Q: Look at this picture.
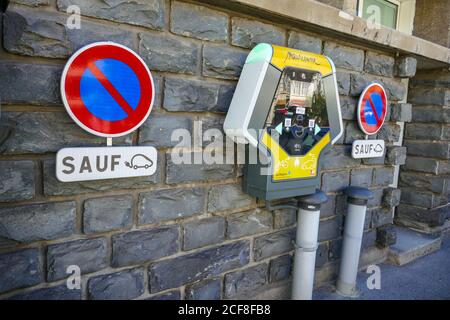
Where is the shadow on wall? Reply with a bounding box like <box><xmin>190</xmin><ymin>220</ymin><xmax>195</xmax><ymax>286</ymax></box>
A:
<box><xmin>1</xmin><ymin>0</ymin><xmax>9</xmax><ymax>13</ymax></box>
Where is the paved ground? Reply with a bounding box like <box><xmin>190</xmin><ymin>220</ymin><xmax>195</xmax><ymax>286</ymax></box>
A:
<box><xmin>314</xmin><ymin>237</ymin><xmax>450</xmax><ymax>300</ymax></box>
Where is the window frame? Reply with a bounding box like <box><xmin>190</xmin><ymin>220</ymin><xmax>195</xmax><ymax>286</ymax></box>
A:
<box><xmin>357</xmin><ymin>0</ymin><xmax>401</xmax><ymax>30</ymax></box>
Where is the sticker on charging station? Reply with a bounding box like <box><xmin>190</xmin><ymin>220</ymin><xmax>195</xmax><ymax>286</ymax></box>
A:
<box><xmin>61</xmin><ymin>42</ymin><xmax>154</xmax><ymax>137</ymax></box>
<box><xmin>357</xmin><ymin>83</ymin><xmax>387</xmax><ymax>135</ymax></box>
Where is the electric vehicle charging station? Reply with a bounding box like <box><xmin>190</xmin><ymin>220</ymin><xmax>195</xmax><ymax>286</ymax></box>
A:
<box><xmin>224</xmin><ymin>43</ymin><xmax>343</xmax><ymax>200</ymax></box>
<box><xmin>224</xmin><ymin>43</ymin><xmax>343</xmax><ymax>300</ymax></box>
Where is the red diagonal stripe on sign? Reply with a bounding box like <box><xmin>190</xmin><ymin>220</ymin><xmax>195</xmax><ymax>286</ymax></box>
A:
<box><xmin>87</xmin><ymin>62</ymin><xmax>134</xmax><ymax>115</ymax></box>
<box><xmin>367</xmin><ymin>96</ymin><xmax>381</xmax><ymax>123</ymax></box>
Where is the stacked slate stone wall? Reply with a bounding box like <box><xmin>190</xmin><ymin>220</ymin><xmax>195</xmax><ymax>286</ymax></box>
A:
<box><xmin>0</xmin><ymin>0</ymin><xmax>412</xmax><ymax>299</ymax></box>
<box><xmin>397</xmin><ymin>69</ymin><xmax>450</xmax><ymax>233</ymax></box>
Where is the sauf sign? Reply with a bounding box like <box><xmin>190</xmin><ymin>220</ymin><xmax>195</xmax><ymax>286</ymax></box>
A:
<box><xmin>352</xmin><ymin>83</ymin><xmax>387</xmax><ymax>159</ymax></box>
<box><xmin>56</xmin><ymin>42</ymin><xmax>157</xmax><ymax>182</ymax></box>
<box><xmin>57</xmin><ymin>147</ymin><xmax>157</xmax><ymax>182</ymax></box>
<box><xmin>352</xmin><ymin>139</ymin><xmax>385</xmax><ymax>159</ymax></box>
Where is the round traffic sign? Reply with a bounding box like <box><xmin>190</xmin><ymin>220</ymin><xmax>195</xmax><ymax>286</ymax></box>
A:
<box><xmin>357</xmin><ymin>83</ymin><xmax>387</xmax><ymax>135</ymax></box>
<box><xmin>61</xmin><ymin>42</ymin><xmax>154</xmax><ymax>137</ymax></box>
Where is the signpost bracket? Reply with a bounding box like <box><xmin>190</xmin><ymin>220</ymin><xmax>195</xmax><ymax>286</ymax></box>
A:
<box><xmin>107</xmin><ymin>138</ymin><xmax>112</xmax><ymax>147</ymax></box>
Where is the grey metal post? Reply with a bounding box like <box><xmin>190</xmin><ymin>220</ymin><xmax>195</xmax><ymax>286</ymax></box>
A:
<box><xmin>336</xmin><ymin>187</ymin><xmax>374</xmax><ymax>297</ymax></box>
<box><xmin>292</xmin><ymin>190</ymin><xmax>328</xmax><ymax>300</ymax></box>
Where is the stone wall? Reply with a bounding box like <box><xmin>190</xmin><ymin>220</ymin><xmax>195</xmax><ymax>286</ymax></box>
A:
<box><xmin>413</xmin><ymin>0</ymin><xmax>450</xmax><ymax>48</ymax></box>
<box><xmin>0</xmin><ymin>0</ymin><xmax>412</xmax><ymax>300</ymax></box>
<box><xmin>397</xmin><ymin>69</ymin><xmax>450</xmax><ymax>233</ymax></box>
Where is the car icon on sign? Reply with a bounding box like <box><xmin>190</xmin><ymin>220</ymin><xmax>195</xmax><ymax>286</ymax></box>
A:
<box><xmin>125</xmin><ymin>154</ymin><xmax>154</xmax><ymax>170</ymax></box>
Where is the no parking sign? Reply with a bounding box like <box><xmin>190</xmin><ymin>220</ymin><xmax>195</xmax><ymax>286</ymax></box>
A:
<box><xmin>61</xmin><ymin>42</ymin><xmax>154</xmax><ymax>137</ymax></box>
<box><xmin>57</xmin><ymin>42</ymin><xmax>157</xmax><ymax>182</ymax></box>
<box><xmin>357</xmin><ymin>83</ymin><xmax>387</xmax><ymax>135</ymax></box>
<box><xmin>352</xmin><ymin>83</ymin><xmax>388</xmax><ymax>159</ymax></box>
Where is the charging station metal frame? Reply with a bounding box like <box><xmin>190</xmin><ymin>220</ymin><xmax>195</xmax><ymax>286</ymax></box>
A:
<box><xmin>224</xmin><ymin>43</ymin><xmax>343</xmax><ymax>200</ymax></box>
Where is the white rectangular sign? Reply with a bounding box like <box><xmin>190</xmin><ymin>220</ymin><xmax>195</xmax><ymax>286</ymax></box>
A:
<box><xmin>56</xmin><ymin>146</ymin><xmax>157</xmax><ymax>182</ymax></box>
<box><xmin>352</xmin><ymin>140</ymin><xmax>385</xmax><ymax>159</ymax></box>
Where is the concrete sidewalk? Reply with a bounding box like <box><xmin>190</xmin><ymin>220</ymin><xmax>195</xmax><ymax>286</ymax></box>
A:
<box><xmin>314</xmin><ymin>237</ymin><xmax>450</xmax><ymax>300</ymax></box>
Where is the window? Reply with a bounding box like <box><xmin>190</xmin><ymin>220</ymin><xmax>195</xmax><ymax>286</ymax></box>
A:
<box><xmin>357</xmin><ymin>0</ymin><xmax>416</xmax><ymax>34</ymax></box>
<box><xmin>358</xmin><ymin>0</ymin><xmax>400</xmax><ymax>29</ymax></box>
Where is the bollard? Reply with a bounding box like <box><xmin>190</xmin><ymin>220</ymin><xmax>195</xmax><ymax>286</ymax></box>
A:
<box><xmin>292</xmin><ymin>190</ymin><xmax>328</xmax><ymax>300</ymax></box>
<box><xmin>336</xmin><ymin>186</ymin><xmax>374</xmax><ymax>297</ymax></box>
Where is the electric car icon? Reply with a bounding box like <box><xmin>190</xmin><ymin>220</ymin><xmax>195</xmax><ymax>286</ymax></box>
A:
<box><xmin>374</xmin><ymin>144</ymin><xmax>383</xmax><ymax>153</ymax></box>
<box><xmin>125</xmin><ymin>154</ymin><xmax>154</xmax><ymax>170</ymax></box>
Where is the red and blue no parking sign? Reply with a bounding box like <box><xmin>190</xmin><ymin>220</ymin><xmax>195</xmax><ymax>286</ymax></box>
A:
<box><xmin>61</xmin><ymin>42</ymin><xmax>154</xmax><ymax>137</ymax></box>
<box><xmin>357</xmin><ymin>83</ymin><xmax>388</xmax><ymax>135</ymax></box>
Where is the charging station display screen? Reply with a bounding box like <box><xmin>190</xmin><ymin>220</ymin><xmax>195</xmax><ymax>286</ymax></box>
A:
<box><xmin>265</xmin><ymin>67</ymin><xmax>330</xmax><ymax>156</ymax></box>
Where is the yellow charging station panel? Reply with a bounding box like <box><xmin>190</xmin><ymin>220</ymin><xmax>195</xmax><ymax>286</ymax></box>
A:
<box><xmin>224</xmin><ymin>44</ymin><xmax>343</xmax><ymax>200</ymax></box>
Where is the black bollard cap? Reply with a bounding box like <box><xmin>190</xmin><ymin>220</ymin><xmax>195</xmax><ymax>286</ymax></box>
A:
<box><xmin>297</xmin><ymin>189</ymin><xmax>328</xmax><ymax>211</ymax></box>
<box><xmin>345</xmin><ymin>187</ymin><xmax>373</xmax><ymax>205</ymax></box>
